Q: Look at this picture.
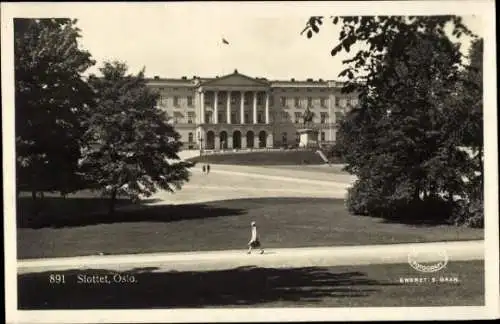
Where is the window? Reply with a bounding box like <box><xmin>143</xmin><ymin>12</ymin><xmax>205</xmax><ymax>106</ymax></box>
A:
<box><xmin>294</xmin><ymin>97</ymin><xmax>300</xmax><ymax>107</ymax></box>
<box><xmin>282</xmin><ymin>132</ymin><xmax>287</xmax><ymax>145</ymax></box>
<box><xmin>307</xmin><ymin>97</ymin><xmax>312</xmax><ymax>107</ymax></box>
<box><xmin>321</xmin><ymin>131</ymin><xmax>325</xmax><ymax>141</ymax></box>
<box><xmin>158</xmin><ymin>95</ymin><xmax>167</xmax><ymax>107</ymax></box>
<box><xmin>320</xmin><ymin>98</ymin><xmax>327</xmax><ymax>107</ymax></box>
<box><xmin>320</xmin><ymin>112</ymin><xmax>327</xmax><ymax>124</ymax></box>
<box><xmin>187</xmin><ymin>112</ymin><xmax>195</xmax><ymax>124</ymax></box>
<box><xmin>257</xmin><ymin>93</ymin><xmax>263</xmax><ymax>105</ymax></box>
<box><xmin>218</xmin><ymin>113</ymin><xmax>223</xmax><ymax>123</ymax></box>
<box><xmin>231</xmin><ymin>95</ymin><xmax>237</xmax><ymax>104</ymax></box>
<box><xmin>244</xmin><ymin>94</ymin><xmax>250</xmax><ymax>105</ymax></box>
<box><xmin>269</xmin><ymin>96</ymin><xmax>274</xmax><ymax>106</ymax></box>
<box><xmin>205</xmin><ymin>112</ymin><xmax>211</xmax><ymax>124</ymax></box>
<box><xmin>281</xmin><ymin>111</ymin><xmax>289</xmax><ymax>121</ymax></box>
<box><xmin>188</xmin><ymin>132</ymin><xmax>194</xmax><ymax>143</ymax></box>
<box><xmin>244</xmin><ymin>113</ymin><xmax>249</xmax><ymax>123</ymax></box>
<box><xmin>231</xmin><ymin>113</ymin><xmax>236</xmax><ymax>124</ymax></box>
<box><xmin>173</xmin><ymin>96</ymin><xmax>179</xmax><ymax>106</ymax></box>
<box><xmin>335</xmin><ymin>97</ymin><xmax>341</xmax><ymax>107</ymax></box>
<box><xmin>280</xmin><ymin>96</ymin><xmax>286</xmax><ymax>106</ymax></box>
<box><xmin>187</xmin><ymin>96</ymin><xmax>193</xmax><ymax>106</ymax></box>
<box><xmin>258</xmin><ymin>112</ymin><xmax>263</xmax><ymax>123</ymax></box>
<box><xmin>294</xmin><ymin>112</ymin><xmax>301</xmax><ymax>123</ymax></box>
<box><xmin>173</xmin><ymin>111</ymin><xmax>182</xmax><ymax>124</ymax></box>
<box><xmin>335</xmin><ymin>111</ymin><xmax>344</xmax><ymax>121</ymax></box>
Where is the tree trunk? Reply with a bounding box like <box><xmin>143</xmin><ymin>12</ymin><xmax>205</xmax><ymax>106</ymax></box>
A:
<box><xmin>108</xmin><ymin>188</ymin><xmax>117</xmax><ymax>215</ymax></box>
<box><xmin>413</xmin><ymin>184</ymin><xmax>420</xmax><ymax>202</ymax></box>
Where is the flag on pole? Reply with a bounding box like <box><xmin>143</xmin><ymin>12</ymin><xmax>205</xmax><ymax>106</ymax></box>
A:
<box><xmin>222</xmin><ymin>38</ymin><xmax>229</xmax><ymax>45</ymax></box>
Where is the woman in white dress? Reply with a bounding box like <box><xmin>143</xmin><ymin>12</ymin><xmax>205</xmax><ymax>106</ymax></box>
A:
<box><xmin>247</xmin><ymin>221</ymin><xmax>264</xmax><ymax>254</ymax></box>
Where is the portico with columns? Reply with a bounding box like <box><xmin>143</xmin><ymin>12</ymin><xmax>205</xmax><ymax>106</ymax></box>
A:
<box><xmin>196</xmin><ymin>70</ymin><xmax>273</xmax><ymax>150</ymax></box>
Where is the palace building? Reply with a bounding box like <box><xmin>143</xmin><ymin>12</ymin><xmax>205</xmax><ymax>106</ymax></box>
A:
<box><xmin>146</xmin><ymin>69</ymin><xmax>358</xmax><ymax>150</ymax></box>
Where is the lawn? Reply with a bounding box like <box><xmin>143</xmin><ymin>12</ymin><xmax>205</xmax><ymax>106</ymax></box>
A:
<box><xmin>17</xmin><ymin>197</ymin><xmax>484</xmax><ymax>259</ymax></box>
<box><xmin>18</xmin><ymin>260</ymin><xmax>484</xmax><ymax>308</ymax></box>
<box><xmin>189</xmin><ymin>150</ymin><xmax>333</xmax><ymax>165</ymax></box>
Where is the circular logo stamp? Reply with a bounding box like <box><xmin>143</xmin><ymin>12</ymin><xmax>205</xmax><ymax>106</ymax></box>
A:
<box><xmin>407</xmin><ymin>247</ymin><xmax>448</xmax><ymax>273</ymax></box>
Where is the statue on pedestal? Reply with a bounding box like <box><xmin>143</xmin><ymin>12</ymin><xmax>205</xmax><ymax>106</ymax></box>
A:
<box><xmin>298</xmin><ymin>106</ymin><xmax>318</xmax><ymax>148</ymax></box>
<box><xmin>302</xmin><ymin>106</ymin><xmax>315</xmax><ymax>128</ymax></box>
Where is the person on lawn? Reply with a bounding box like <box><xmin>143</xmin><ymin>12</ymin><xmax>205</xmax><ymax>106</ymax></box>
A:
<box><xmin>247</xmin><ymin>221</ymin><xmax>264</xmax><ymax>254</ymax></box>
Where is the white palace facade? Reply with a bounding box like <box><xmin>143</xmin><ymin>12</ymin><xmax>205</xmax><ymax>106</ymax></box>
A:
<box><xmin>146</xmin><ymin>70</ymin><xmax>358</xmax><ymax>150</ymax></box>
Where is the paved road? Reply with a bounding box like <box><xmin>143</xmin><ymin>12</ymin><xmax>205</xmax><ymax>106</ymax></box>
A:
<box><xmin>18</xmin><ymin>240</ymin><xmax>483</xmax><ymax>274</ymax></box>
<box><xmin>147</xmin><ymin>164</ymin><xmax>353</xmax><ymax>205</ymax></box>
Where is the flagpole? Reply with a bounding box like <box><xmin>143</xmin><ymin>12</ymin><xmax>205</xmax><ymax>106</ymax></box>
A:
<box><xmin>221</xmin><ymin>37</ymin><xmax>230</xmax><ymax>76</ymax></box>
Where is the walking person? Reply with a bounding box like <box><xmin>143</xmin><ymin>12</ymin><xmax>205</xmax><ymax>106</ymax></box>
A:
<box><xmin>202</xmin><ymin>164</ymin><xmax>206</xmax><ymax>174</ymax></box>
<box><xmin>206</xmin><ymin>164</ymin><xmax>211</xmax><ymax>174</ymax></box>
<box><xmin>247</xmin><ymin>221</ymin><xmax>264</xmax><ymax>254</ymax></box>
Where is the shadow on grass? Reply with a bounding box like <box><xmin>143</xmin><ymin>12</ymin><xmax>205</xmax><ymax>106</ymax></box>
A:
<box><xmin>18</xmin><ymin>266</ymin><xmax>400</xmax><ymax>309</ymax></box>
<box><xmin>18</xmin><ymin>196</ymin><xmax>348</xmax><ymax>229</ymax></box>
<box><xmin>18</xmin><ymin>198</ymin><xmax>246</xmax><ymax>229</ymax></box>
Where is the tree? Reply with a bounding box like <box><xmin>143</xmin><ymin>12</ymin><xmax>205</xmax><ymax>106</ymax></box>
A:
<box><xmin>15</xmin><ymin>18</ymin><xmax>95</xmax><ymax>208</ymax></box>
<box><xmin>445</xmin><ymin>38</ymin><xmax>484</xmax><ymax>227</ymax></box>
<box><xmin>303</xmin><ymin>16</ymin><xmax>483</xmax><ymax>226</ymax></box>
<box><xmin>81</xmin><ymin>61</ymin><xmax>193</xmax><ymax>214</ymax></box>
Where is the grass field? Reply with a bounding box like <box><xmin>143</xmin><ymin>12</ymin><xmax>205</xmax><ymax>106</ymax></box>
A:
<box><xmin>189</xmin><ymin>150</ymin><xmax>335</xmax><ymax>165</ymax></box>
<box><xmin>18</xmin><ymin>260</ymin><xmax>484</xmax><ymax>308</ymax></box>
<box><xmin>17</xmin><ymin>197</ymin><xmax>484</xmax><ymax>259</ymax></box>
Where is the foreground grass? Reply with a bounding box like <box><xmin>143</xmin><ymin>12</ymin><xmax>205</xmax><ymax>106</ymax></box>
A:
<box><xmin>18</xmin><ymin>260</ymin><xmax>484</xmax><ymax>308</ymax></box>
<box><xmin>17</xmin><ymin>197</ymin><xmax>484</xmax><ymax>259</ymax></box>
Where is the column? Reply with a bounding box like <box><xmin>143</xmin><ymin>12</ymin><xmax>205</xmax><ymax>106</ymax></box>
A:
<box><xmin>253</xmin><ymin>91</ymin><xmax>257</xmax><ymax>124</ymax></box>
<box><xmin>240</xmin><ymin>91</ymin><xmax>245</xmax><ymax>124</ymax></box>
<box><xmin>265</xmin><ymin>92</ymin><xmax>270</xmax><ymax>124</ymax></box>
<box><xmin>215</xmin><ymin>135</ymin><xmax>220</xmax><ymax>151</ymax></box>
<box><xmin>329</xmin><ymin>94</ymin><xmax>334</xmax><ymax>141</ymax></box>
<box><xmin>227</xmin><ymin>91</ymin><xmax>232</xmax><ymax>124</ymax></box>
<box><xmin>200</xmin><ymin>91</ymin><xmax>205</xmax><ymax>124</ymax></box>
<box><xmin>241</xmin><ymin>135</ymin><xmax>247</xmax><ymax>149</ymax></box>
<box><xmin>214</xmin><ymin>91</ymin><xmax>219</xmax><ymax>124</ymax></box>
<box><xmin>266</xmin><ymin>133</ymin><xmax>274</xmax><ymax>148</ymax></box>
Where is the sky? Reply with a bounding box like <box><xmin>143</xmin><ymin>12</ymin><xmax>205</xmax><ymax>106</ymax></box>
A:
<box><xmin>9</xmin><ymin>2</ymin><xmax>486</xmax><ymax>81</ymax></box>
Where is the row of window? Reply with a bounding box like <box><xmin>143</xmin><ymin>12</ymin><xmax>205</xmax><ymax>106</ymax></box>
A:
<box><xmin>159</xmin><ymin>96</ymin><xmax>194</xmax><ymax>107</ymax></box>
<box><xmin>186</xmin><ymin>132</ymin><xmax>330</xmax><ymax>145</ymax></box>
<box><xmin>203</xmin><ymin>112</ymin><xmax>266</xmax><ymax>124</ymax></box>
<box><xmin>158</xmin><ymin>95</ymin><xmax>356</xmax><ymax>108</ymax></box>
<box><xmin>282</xmin><ymin>111</ymin><xmax>344</xmax><ymax>124</ymax></box>
<box><xmin>171</xmin><ymin>111</ymin><xmax>195</xmax><ymax>124</ymax></box>
<box><xmin>170</xmin><ymin>111</ymin><xmax>344</xmax><ymax>124</ymax></box>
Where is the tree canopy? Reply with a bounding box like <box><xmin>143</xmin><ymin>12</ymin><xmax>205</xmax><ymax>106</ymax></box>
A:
<box><xmin>80</xmin><ymin>61</ymin><xmax>194</xmax><ymax>214</ymax></box>
<box><xmin>15</xmin><ymin>18</ymin><xmax>95</xmax><ymax>198</ymax></box>
<box><xmin>303</xmin><ymin>16</ymin><xmax>483</xmax><ymax>227</ymax></box>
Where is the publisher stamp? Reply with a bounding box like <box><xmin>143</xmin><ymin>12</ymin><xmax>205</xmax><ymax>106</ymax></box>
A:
<box><xmin>407</xmin><ymin>247</ymin><xmax>449</xmax><ymax>273</ymax></box>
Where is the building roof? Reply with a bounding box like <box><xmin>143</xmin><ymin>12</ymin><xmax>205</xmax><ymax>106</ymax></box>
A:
<box><xmin>145</xmin><ymin>69</ymin><xmax>346</xmax><ymax>88</ymax></box>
